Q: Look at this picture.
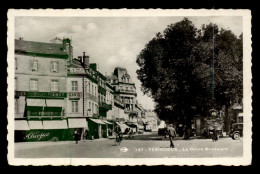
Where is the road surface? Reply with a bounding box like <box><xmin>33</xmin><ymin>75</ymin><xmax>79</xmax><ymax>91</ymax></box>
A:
<box><xmin>15</xmin><ymin>134</ymin><xmax>243</xmax><ymax>158</ymax></box>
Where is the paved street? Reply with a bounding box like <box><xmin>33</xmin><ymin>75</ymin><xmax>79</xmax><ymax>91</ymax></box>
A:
<box><xmin>15</xmin><ymin>133</ymin><xmax>243</xmax><ymax>158</ymax></box>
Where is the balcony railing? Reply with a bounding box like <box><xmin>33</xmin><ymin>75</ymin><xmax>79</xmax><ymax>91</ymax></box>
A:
<box><xmin>99</xmin><ymin>102</ymin><xmax>112</xmax><ymax>110</ymax></box>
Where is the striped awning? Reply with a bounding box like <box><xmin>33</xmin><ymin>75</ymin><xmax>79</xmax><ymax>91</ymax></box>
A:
<box><xmin>102</xmin><ymin>120</ymin><xmax>113</xmax><ymax>125</ymax></box>
<box><xmin>43</xmin><ymin>120</ymin><xmax>68</xmax><ymax>129</ymax></box>
<box><xmin>15</xmin><ymin>120</ymin><xmax>30</xmax><ymax>130</ymax></box>
<box><xmin>28</xmin><ymin>121</ymin><xmax>43</xmax><ymax>129</ymax></box>
<box><xmin>89</xmin><ymin>118</ymin><xmax>106</xmax><ymax>125</ymax></box>
<box><xmin>68</xmin><ymin>118</ymin><xmax>88</xmax><ymax>128</ymax></box>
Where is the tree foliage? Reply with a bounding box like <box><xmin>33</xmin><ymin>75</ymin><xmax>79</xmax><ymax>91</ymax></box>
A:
<box><xmin>136</xmin><ymin>18</ymin><xmax>243</xmax><ymax>123</ymax></box>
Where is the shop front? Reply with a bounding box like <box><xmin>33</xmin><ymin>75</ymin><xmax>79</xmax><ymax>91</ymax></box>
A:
<box><xmin>15</xmin><ymin>120</ymin><xmax>30</xmax><ymax>142</ymax></box>
<box><xmin>88</xmin><ymin>118</ymin><xmax>106</xmax><ymax>139</ymax></box>
<box><xmin>102</xmin><ymin>120</ymin><xmax>113</xmax><ymax>137</ymax></box>
<box><xmin>68</xmin><ymin>118</ymin><xmax>88</xmax><ymax>140</ymax></box>
<box><xmin>15</xmin><ymin>119</ymin><xmax>77</xmax><ymax>142</ymax></box>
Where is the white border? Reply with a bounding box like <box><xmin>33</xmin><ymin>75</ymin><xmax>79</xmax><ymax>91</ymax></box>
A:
<box><xmin>7</xmin><ymin>9</ymin><xmax>252</xmax><ymax>166</ymax></box>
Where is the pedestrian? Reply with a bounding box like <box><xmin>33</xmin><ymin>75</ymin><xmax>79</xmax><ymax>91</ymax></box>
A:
<box><xmin>74</xmin><ymin>130</ymin><xmax>80</xmax><ymax>144</ymax></box>
<box><xmin>84</xmin><ymin>130</ymin><xmax>89</xmax><ymax>140</ymax></box>
<box><xmin>213</xmin><ymin>125</ymin><xmax>218</xmax><ymax>142</ymax></box>
<box><xmin>168</xmin><ymin>124</ymin><xmax>177</xmax><ymax>148</ymax></box>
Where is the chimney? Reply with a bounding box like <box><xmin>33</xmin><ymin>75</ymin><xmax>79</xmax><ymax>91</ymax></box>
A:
<box><xmin>83</xmin><ymin>52</ymin><xmax>89</xmax><ymax>67</ymax></box>
<box><xmin>78</xmin><ymin>56</ymin><xmax>83</xmax><ymax>63</ymax></box>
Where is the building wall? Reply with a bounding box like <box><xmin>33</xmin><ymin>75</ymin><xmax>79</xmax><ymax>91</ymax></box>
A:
<box><xmin>66</xmin><ymin>77</ymin><xmax>84</xmax><ymax>117</ymax></box>
<box><xmin>15</xmin><ymin>54</ymin><xmax>67</xmax><ymax>77</ymax></box>
<box><xmin>15</xmin><ymin>54</ymin><xmax>67</xmax><ymax>119</ymax></box>
<box><xmin>85</xmin><ymin>78</ymin><xmax>98</xmax><ymax>117</ymax></box>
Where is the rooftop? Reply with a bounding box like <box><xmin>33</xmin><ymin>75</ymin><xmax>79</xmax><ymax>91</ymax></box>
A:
<box><xmin>15</xmin><ymin>39</ymin><xmax>68</xmax><ymax>56</ymax></box>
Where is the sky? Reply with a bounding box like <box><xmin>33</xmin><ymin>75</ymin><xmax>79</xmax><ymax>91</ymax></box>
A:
<box><xmin>15</xmin><ymin>16</ymin><xmax>242</xmax><ymax>110</ymax></box>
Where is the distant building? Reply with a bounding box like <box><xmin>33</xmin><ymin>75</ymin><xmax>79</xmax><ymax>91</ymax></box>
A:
<box><xmin>144</xmin><ymin>110</ymin><xmax>159</xmax><ymax>132</ymax></box>
<box><xmin>112</xmin><ymin>67</ymin><xmax>138</xmax><ymax>122</ymax></box>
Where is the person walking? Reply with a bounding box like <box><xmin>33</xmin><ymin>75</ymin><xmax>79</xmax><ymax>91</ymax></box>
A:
<box><xmin>84</xmin><ymin>130</ymin><xmax>89</xmax><ymax>140</ymax></box>
<box><xmin>74</xmin><ymin>130</ymin><xmax>80</xmax><ymax>144</ymax></box>
<box><xmin>168</xmin><ymin>124</ymin><xmax>177</xmax><ymax>148</ymax></box>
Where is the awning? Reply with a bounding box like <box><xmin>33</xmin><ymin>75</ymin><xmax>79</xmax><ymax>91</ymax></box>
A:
<box><xmin>46</xmin><ymin>99</ymin><xmax>64</xmax><ymax>107</ymax></box>
<box><xmin>27</xmin><ymin>99</ymin><xmax>46</xmax><ymax>107</ymax></box>
<box><xmin>89</xmin><ymin>118</ymin><xmax>106</xmax><ymax>125</ymax></box>
<box><xmin>43</xmin><ymin>120</ymin><xmax>68</xmax><ymax>129</ymax></box>
<box><xmin>116</xmin><ymin>122</ymin><xmax>131</xmax><ymax>133</ymax></box>
<box><xmin>28</xmin><ymin>121</ymin><xmax>44</xmax><ymax>129</ymax></box>
<box><xmin>102</xmin><ymin>120</ymin><xmax>113</xmax><ymax>125</ymax></box>
<box><xmin>68</xmin><ymin>118</ymin><xmax>88</xmax><ymax>128</ymax></box>
<box><xmin>15</xmin><ymin>120</ymin><xmax>30</xmax><ymax>130</ymax></box>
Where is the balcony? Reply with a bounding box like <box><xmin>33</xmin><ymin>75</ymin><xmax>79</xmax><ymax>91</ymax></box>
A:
<box><xmin>99</xmin><ymin>102</ymin><xmax>112</xmax><ymax>111</ymax></box>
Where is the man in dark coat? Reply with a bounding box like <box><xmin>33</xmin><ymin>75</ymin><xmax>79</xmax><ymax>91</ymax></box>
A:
<box><xmin>114</xmin><ymin>125</ymin><xmax>122</xmax><ymax>141</ymax></box>
<box><xmin>74</xmin><ymin>130</ymin><xmax>80</xmax><ymax>144</ymax></box>
<box><xmin>168</xmin><ymin>124</ymin><xmax>177</xmax><ymax>148</ymax></box>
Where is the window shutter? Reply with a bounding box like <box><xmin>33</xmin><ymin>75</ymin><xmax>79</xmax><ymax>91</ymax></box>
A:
<box><xmin>56</xmin><ymin>62</ymin><xmax>59</xmax><ymax>73</ymax></box>
<box><xmin>35</xmin><ymin>61</ymin><xmax>38</xmax><ymax>71</ymax></box>
<box><xmin>30</xmin><ymin>60</ymin><xmax>33</xmax><ymax>71</ymax></box>
<box><xmin>51</xmin><ymin>62</ymin><xmax>54</xmax><ymax>72</ymax></box>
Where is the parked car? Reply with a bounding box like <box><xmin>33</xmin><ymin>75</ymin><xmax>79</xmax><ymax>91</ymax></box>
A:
<box><xmin>229</xmin><ymin>123</ymin><xmax>243</xmax><ymax>140</ymax></box>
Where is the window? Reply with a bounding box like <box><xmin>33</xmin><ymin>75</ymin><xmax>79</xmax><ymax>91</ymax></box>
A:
<box><xmin>15</xmin><ymin>58</ymin><xmax>17</xmax><ymax>70</ymax></box>
<box><xmin>15</xmin><ymin>99</ymin><xmax>18</xmax><ymax>113</ymax></box>
<box><xmin>92</xmin><ymin>103</ymin><xmax>94</xmax><ymax>114</ymax></box>
<box><xmin>127</xmin><ymin>78</ymin><xmax>129</xmax><ymax>83</ymax></box>
<box><xmin>88</xmin><ymin>83</ymin><xmax>90</xmax><ymax>93</ymax></box>
<box><xmin>72</xmin><ymin>101</ymin><xmax>78</xmax><ymax>112</ymax></box>
<box><xmin>30</xmin><ymin>60</ymin><xmax>38</xmax><ymax>71</ymax></box>
<box><xmin>92</xmin><ymin>85</ymin><xmax>94</xmax><ymax>95</ymax></box>
<box><xmin>95</xmin><ymin>86</ymin><xmax>97</xmax><ymax>96</ymax></box>
<box><xmin>51</xmin><ymin>61</ymin><xmax>59</xmax><ymax>72</ymax></box>
<box><xmin>15</xmin><ymin>77</ymin><xmax>18</xmax><ymax>90</ymax></box>
<box><xmin>30</xmin><ymin>79</ymin><xmax>38</xmax><ymax>91</ymax></box>
<box><xmin>71</xmin><ymin>81</ymin><xmax>78</xmax><ymax>91</ymax></box>
<box><xmin>51</xmin><ymin>80</ymin><xmax>58</xmax><ymax>91</ymax></box>
<box><xmin>89</xmin><ymin>102</ymin><xmax>91</xmax><ymax>113</ymax></box>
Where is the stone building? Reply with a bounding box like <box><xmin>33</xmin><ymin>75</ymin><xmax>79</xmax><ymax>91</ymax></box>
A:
<box><xmin>14</xmin><ymin>38</ymin><xmax>73</xmax><ymax>142</ymax></box>
<box><xmin>112</xmin><ymin>67</ymin><xmax>138</xmax><ymax>122</ymax></box>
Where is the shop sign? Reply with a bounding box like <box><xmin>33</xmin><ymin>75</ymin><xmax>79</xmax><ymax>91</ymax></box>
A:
<box><xmin>26</xmin><ymin>131</ymin><xmax>50</xmax><ymax>141</ymax></box>
<box><xmin>15</xmin><ymin>91</ymin><xmax>67</xmax><ymax>98</ymax></box>
<box><xmin>27</xmin><ymin>92</ymin><xmax>67</xmax><ymax>98</ymax></box>
<box><xmin>27</xmin><ymin>111</ymin><xmax>62</xmax><ymax>116</ymax></box>
<box><xmin>68</xmin><ymin>92</ymin><xmax>82</xmax><ymax>98</ymax></box>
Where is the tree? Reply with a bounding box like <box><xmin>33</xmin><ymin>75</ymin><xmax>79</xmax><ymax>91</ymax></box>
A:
<box><xmin>136</xmin><ymin>18</ymin><xmax>243</xmax><ymax>127</ymax></box>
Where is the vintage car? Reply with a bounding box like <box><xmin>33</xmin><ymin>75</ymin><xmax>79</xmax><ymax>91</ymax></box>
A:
<box><xmin>229</xmin><ymin>123</ymin><xmax>243</xmax><ymax>140</ymax></box>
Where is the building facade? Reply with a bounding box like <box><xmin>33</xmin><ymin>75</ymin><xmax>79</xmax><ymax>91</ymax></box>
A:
<box><xmin>14</xmin><ymin>38</ymin><xmax>74</xmax><ymax>142</ymax></box>
<box><xmin>112</xmin><ymin>67</ymin><xmax>138</xmax><ymax>122</ymax></box>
